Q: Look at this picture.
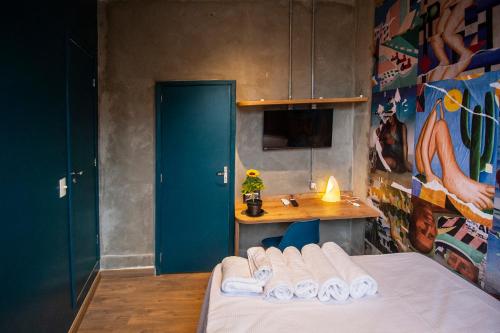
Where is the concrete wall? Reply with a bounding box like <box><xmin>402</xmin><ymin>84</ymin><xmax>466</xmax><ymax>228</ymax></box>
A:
<box><xmin>98</xmin><ymin>0</ymin><xmax>373</xmax><ymax>268</ymax></box>
<box><xmin>352</xmin><ymin>0</ymin><xmax>374</xmax><ymax>199</ymax></box>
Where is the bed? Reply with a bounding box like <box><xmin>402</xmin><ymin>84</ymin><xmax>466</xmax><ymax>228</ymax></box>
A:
<box><xmin>197</xmin><ymin>252</ymin><xmax>500</xmax><ymax>333</ymax></box>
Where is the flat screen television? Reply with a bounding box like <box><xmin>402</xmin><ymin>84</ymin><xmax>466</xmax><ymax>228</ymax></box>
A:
<box><xmin>263</xmin><ymin>109</ymin><xmax>333</xmax><ymax>150</ymax></box>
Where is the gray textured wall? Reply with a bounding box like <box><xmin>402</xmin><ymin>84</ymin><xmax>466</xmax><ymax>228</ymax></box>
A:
<box><xmin>98</xmin><ymin>0</ymin><xmax>373</xmax><ymax>269</ymax></box>
<box><xmin>352</xmin><ymin>0</ymin><xmax>374</xmax><ymax>199</ymax></box>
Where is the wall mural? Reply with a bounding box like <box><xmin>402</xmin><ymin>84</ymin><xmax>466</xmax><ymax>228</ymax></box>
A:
<box><xmin>484</xmin><ymin>142</ymin><xmax>500</xmax><ymax>294</ymax></box>
<box><xmin>412</xmin><ymin>72</ymin><xmax>499</xmax><ymax>227</ymax></box>
<box><xmin>418</xmin><ymin>0</ymin><xmax>500</xmax><ymax>84</ymax></box>
<box><xmin>368</xmin><ymin>0</ymin><xmax>500</xmax><ymax>297</ymax></box>
<box><xmin>366</xmin><ymin>175</ymin><xmax>413</xmax><ymax>254</ymax></box>
<box><xmin>373</xmin><ymin>0</ymin><xmax>420</xmax><ymax>92</ymax></box>
<box><xmin>369</xmin><ymin>86</ymin><xmax>416</xmax><ymax>186</ymax></box>
<box><xmin>411</xmin><ymin>196</ymin><xmax>488</xmax><ymax>284</ymax></box>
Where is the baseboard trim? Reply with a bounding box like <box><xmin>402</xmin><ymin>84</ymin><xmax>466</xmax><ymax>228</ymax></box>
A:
<box><xmin>68</xmin><ymin>271</ymin><xmax>101</xmax><ymax>333</ymax></box>
<box><xmin>100</xmin><ymin>266</ymin><xmax>155</xmax><ymax>277</ymax></box>
<box><xmin>100</xmin><ymin>254</ymin><xmax>154</xmax><ymax>269</ymax></box>
<box><xmin>76</xmin><ymin>261</ymin><xmax>100</xmax><ymax>305</ymax></box>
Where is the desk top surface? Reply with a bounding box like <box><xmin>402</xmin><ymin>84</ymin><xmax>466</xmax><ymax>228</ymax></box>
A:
<box><xmin>235</xmin><ymin>193</ymin><xmax>380</xmax><ymax>224</ymax></box>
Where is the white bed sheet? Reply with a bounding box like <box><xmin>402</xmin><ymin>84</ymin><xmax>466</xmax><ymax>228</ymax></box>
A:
<box><xmin>198</xmin><ymin>252</ymin><xmax>500</xmax><ymax>333</ymax></box>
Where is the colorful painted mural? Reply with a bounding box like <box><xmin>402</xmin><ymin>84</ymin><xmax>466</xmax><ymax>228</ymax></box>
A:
<box><xmin>369</xmin><ymin>0</ymin><xmax>500</xmax><ymax>294</ymax></box>
<box><xmin>409</xmin><ymin>196</ymin><xmax>489</xmax><ymax>284</ymax></box>
<box><xmin>370</xmin><ymin>86</ymin><xmax>416</xmax><ymax>183</ymax></box>
<box><xmin>434</xmin><ymin>215</ymin><xmax>488</xmax><ymax>283</ymax></box>
<box><xmin>373</xmin><ymin>0</ymin><xmax>420</xmax><ymax>92</ymax></box>
<box><xmin>366</xmin><ymin>175</ymin><xmax>412</xmax><ymax>254</ymax></box>
<box><xmin>412</xmin><ymin>71</ymin><xmax>500</xmax><ymax>227</ymax></box>
<box><xmin>483</xmin><ymin>142</ymin><xmax>500</xmax><ymax>295</ymax></box>
<box><xmin>485</xmin><ymin>219</ymin><xmax>500</xmax><ymax>294</ymax></box>
<box><xmin>367</xmin><ymin>85</ymin><xmax>417</xmax><ymax>254</ymax></box>
<box><xmin>418</xmin><ymin>0</ymin><xmax>500</xmax><ymax>84</ymax></box>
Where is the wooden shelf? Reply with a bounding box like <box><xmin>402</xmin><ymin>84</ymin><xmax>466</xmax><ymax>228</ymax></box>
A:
<box><xmin>234</xmin><ymin>193</ymin><xmax>380</xmax><ymax>224</ymax></box>
<box><xmin>237</xmin><ymin>96</ymin><xmax>368</xmax><ymax>107</ymax></box>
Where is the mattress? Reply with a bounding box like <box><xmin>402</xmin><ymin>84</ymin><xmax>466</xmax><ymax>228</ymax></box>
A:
<box><xmin>197</xmin><ymin>252</ymin><xmax>500</xmax><ymax>333</ymax></box>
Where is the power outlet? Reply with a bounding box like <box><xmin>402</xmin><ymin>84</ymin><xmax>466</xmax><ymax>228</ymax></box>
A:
<box><xmin>309</xmin><ymin>181</ymin><xmax>317</xmax><ymax>190</ymax></box>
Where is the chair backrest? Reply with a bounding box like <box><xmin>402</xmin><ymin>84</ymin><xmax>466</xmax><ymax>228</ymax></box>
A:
<box><xmin>278</xmin><ymin>219</ymin><xmax>320</xmax><ymax>251</ymax></box>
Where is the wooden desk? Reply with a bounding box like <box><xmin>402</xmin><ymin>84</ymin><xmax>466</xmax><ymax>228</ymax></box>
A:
<box><xmin>234</xmin><ymin>193</ymin><xmax>380</xmax><ymax>255</ymax></box>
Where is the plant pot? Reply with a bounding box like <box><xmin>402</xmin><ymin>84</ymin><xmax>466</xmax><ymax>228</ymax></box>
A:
<box><xmin>242</xmin><ymin>190</ymin><xmax>261</xmax><ymax>203</ymax></box>
<box><xmin>246</xmin><ymin>199</ymin><xmax>263</xmax><ymax>217</ymax></box>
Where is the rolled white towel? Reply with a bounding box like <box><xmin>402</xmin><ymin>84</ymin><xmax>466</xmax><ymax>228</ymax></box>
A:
<box><xmin>283</xmin><ymin>246</ymin><xmax>318</xmax><ymax>299</ymax></box>
<box><xmin>301</xmin><ymin>244</ymin><xmax>349</xmax><ymax>302</ymax></box>
<box><xmin>221</xmin><ymin>256</ymin><xmax>263</xmax><ymax>295</ymax></box>
<box><xmin>322</xmin><ymin>242</ymin><xmax>378</xmax><ymax>299</ymax></box>
<box><xmin>247</xmin><ymin>246</ymin><xmax>273</xmax><ymax>284</ymax></box>
<box><xmin>264</xmin><ymin>247</ymin><xmax>294</xmax><ymax>301</ymax></box>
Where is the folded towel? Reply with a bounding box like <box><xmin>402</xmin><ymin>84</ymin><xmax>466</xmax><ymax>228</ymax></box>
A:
<box><xmin>322</xmin><ymin>242</ymin><xmax>378</xmax><ymax>299</ymax></box>
<box><xmin>301</xmin><ymin>244</ymin><xmax>349</xmax><ymax>302</ymax></box>
<box><xmin>264</xmin><ymin>247</ymin><xmax>294</xmax><ymax>301</ymax></box>
<box><xmin>247</xmin><ymin>246</ymin><xmax>273</xmax><ymax>284</ymax></box>
<box><xmin>221</xmin><ymin>256</ymin><xmax>263</xmax><ymax>295</ymax></box>
<box><xmin>283</xmin><ymin>246</ymin><xmax>319</xmax><ymax>299</ymax></box>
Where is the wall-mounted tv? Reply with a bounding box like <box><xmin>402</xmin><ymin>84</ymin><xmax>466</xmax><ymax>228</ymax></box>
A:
<box><xmin>263</xmin><ymin>109</ymin><xmax>333</xmax><ymax>150</ymax></box>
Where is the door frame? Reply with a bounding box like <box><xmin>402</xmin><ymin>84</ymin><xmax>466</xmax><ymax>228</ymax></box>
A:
<box><xmin>154</xmin><ymin>80</ymin><xmax>236</xmax><ymax>274</ymax></box>
<box><xmin>65</xmin><ymin>37</ymin><xmax>100</xmax><ymax>308</ymax></box>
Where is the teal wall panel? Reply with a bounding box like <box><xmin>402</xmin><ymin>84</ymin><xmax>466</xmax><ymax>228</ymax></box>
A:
<box><xmin>0</xmin><ymin>1</ymin><xmax>98</xmax><ymax>332</ymax></box>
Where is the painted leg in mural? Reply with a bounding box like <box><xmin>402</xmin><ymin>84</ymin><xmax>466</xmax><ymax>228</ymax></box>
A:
<box><xmin>441</xmin><ymin>0</ymin><xmax>474</xmax><ymax>79</ymax></box>
<box><xmin>428</xmin><ymin>7</ymin><xmax>451</xmax><ymax>82</ymax></box>
<box><xmin>415</xmin><ymin>99</ymin><xmax>441</xmax><ymax>184</ymax></box>
<box><xmin>428</xmin><ymin>0</ymin><xmax>473</xmax><ymax>81</ymax></box>
<box><xmin>415</xmin><ymin>99</ymin><xmax>495</xmax><ymax>209</ymax></box>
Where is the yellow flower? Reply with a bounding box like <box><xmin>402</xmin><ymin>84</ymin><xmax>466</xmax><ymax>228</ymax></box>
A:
<box><xmin>246</xmin><ymin>169</ymin><xmax>260</xmax><ymax>177</ymax></box>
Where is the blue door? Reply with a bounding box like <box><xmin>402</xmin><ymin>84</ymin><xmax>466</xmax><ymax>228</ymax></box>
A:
<box><xmin>156</xmin><ymin>81</ymin><xmax>235</xmax><ymax>273</ymax></box>
<box><xmin>67</xmin><ymin>40</ymin><xmax>99</xmax><ymax>305</ymax></box>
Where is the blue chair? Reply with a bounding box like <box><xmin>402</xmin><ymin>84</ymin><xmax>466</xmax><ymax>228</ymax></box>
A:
<box><xmin>261</xmin><ymin>219</ymin><xmax>320</xmax><ymax>251</ymax></box>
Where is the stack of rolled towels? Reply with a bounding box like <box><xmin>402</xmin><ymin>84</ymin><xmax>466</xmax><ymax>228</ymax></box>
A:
<box><xmin>301</xmin><ymin>243</ymin><xmax>349</xmax><ymax>302</ymax></box>
<box><xmin>247</xmin><ymin>246</ymin><xmax>273</xmax><ymax>284</ymax></box>
<box><xmin>220</xmin><ymin>256</ymin><xmax>263</xmax><ymax>295</ymax></box>
<box><xmin>264</xmin><ymin>247</ymin><xmax>294</xmax><ymax>301</ymax></box>
<box><xmin>321</xmin><ymin>242</ymin><xmax>378</xmax><ymax>299</ymax></box>
<box><xmin>220</xmin><ymin>242</ymin><xmax>378</xmax><ymax>303</ymax></box>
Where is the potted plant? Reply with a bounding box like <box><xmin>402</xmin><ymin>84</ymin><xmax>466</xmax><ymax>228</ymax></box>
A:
<box><xmin>242</xmin><ymin>169</ymin><xmax>265</xmax><ymax>217</ymax></box>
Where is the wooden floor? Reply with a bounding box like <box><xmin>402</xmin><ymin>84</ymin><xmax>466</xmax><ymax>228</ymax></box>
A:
<box><xmin>78</xmin><ymin>271</ymin><xmax>211</xmax><ymax>333</ymax></box>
